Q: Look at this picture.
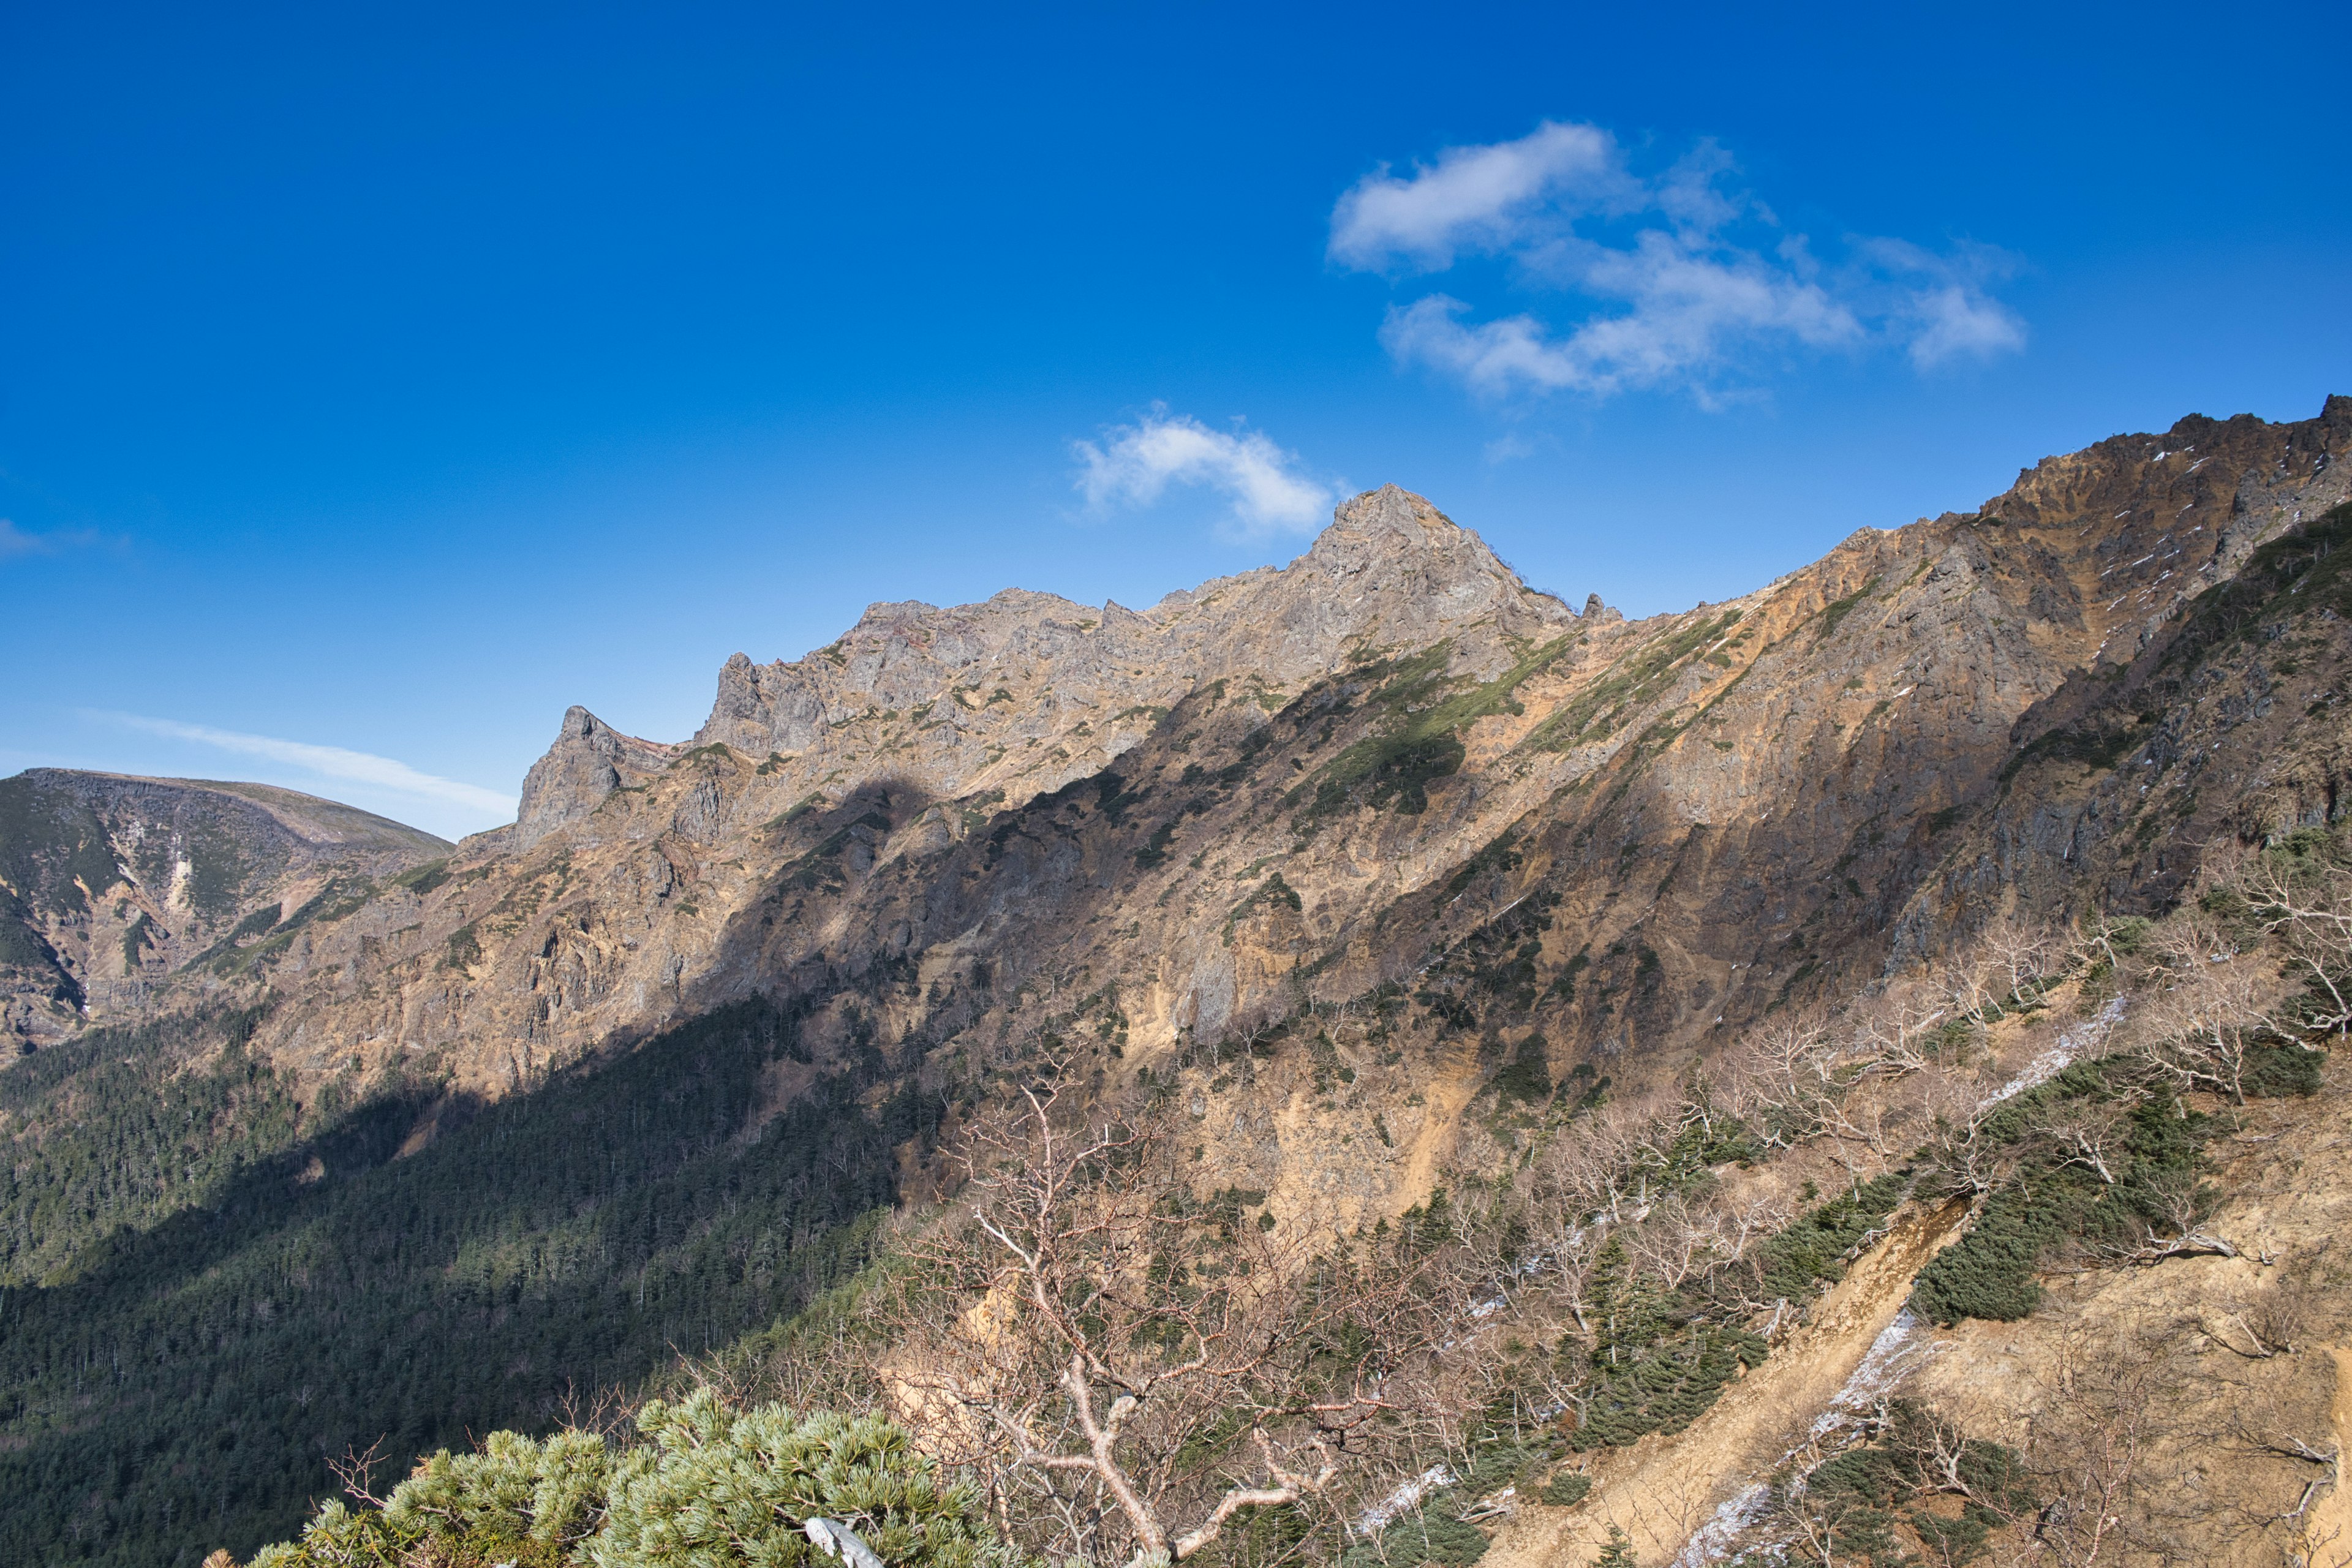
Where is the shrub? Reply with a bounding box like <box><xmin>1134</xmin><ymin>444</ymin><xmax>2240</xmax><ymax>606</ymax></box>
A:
<box><xmin>242</xmin><ymin>1392</ymin><xmax>996</xmax><ymax>1568</ymax></box>
<box><xmin>591</xmin><ymin>1392</ymin><xmax>990</xmax><ymax>1568</ymax></box>
<box><xmin>1588</xmin><ymin>1526</ymin><xmax>1637</xmax><ymax>1567</ymax></box>
<box><xmin>1340</xmin><ymin>1507</ymin><xmax>1489</xmax><ymax>1568</ymax></box>
<box><xmin>383</xmin><ymin>1428</ymin><xmax>616</xmax><ymax>1558</ymax></box>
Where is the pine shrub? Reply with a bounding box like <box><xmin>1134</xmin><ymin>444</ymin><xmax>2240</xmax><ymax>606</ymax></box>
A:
<box><xmin>240</xmin><ymin>1392</ymin><xmax>995</xmax><ymax>1568</ymax></box>
<box><xmin>591</xmin><ymin>1392</ymin><xmax>989</xmax><ymax>1568</ymax></box>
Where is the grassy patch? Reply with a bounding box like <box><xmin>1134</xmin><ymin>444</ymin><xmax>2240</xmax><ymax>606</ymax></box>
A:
<box><xmin>1524</xmin><ymin>611</ymin><xmax>1741</xmax><ymax>753</ymax></box>
<box><xmin>1296</xmin><ymin>638</ymin><xmax>1577</xmax><ymax>825</ymax></box>
<box><xmin>1815</xmin><ymin>576</ymin><xmax>1883</xmax><ymax>641</ymax></box>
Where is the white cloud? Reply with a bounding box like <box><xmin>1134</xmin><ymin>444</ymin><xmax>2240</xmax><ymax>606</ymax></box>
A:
<box><xmin>1329</xmin><ymin>121</ymin><xmax>1629</xmax><ymax>272</ymax></box>
<box><xmin>0</xmin><ymin>519</ymin><xmax>105</xmax><ymax>559</ymax></box>
<box><xmin>1385</xmin><ymin>233</ymin><xmax>1863</xmax><ymax>401</ymax></box>
<box><xmin>1334</xmin><ymin>122</ymin><xmax>2026</xmax><ymax>403</ymax></box>
<box><xmin>1074</xmin><ymin>406</ymin><xmax>1335</xmax><ymax>540</ymax></box>
<box><xmin>1905</xmin><ymin>285</ymin><xmax>2029</xmax><ymax>368</ymax></box>
<box><xmin>93</xmin><ymin>712</ymin><xmax>518</xmax><ymax>817</ymax></box>
<box><xmin>1860</xmin><ymin>239</ymin><xmax>2029</xmax><ymax>368</ymax></box>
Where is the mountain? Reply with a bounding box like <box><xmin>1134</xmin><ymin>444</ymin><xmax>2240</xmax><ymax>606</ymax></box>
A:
<box><xmin>0</xmin><ymin>771</ymin><xmax>450</xmax><ymax>1052</ymax></box>
<box><xmin>2</xmin><ymin>396</ymin><xmax>2349</xmax><ymax>1567</ymax></box>
<box><xmin>112</xmin><ymin>399</ymin><xmax>2350</xmax><ymax>1118</ymax></box>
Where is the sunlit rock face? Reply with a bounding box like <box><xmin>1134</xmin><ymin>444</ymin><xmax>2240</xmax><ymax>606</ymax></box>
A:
<box><xmin>18</xmin><ymin>403</ymin><xmax>2352</xmax><ymax>1215</ymax></box>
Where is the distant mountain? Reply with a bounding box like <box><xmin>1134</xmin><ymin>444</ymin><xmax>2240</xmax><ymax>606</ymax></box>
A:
<box><xmin>0</xmin><ymin>770</ymin><xmax>449</xmax><ymax>1050</ymax></box>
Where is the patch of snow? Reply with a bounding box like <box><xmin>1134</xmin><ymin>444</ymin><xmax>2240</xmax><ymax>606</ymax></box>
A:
<box><xmin>1806</xmin><ymin>1311</ymin><xmax>1939</xmax><ymax>1441</ymax></box>
<box><xmin>1358</xmin><ymin>1466</ymin><xmax>1455</xmax><ymax>1532</ymax></box>
<box><xmin>1981</xmin><ymin>997</ymin><xmax>2125</xmax><ymax>1107</ymax></box>
<box><xmin>1672</xmin><ymin>1483</ymin><xmax>1772</xmax><ymax>1566</ymax></box>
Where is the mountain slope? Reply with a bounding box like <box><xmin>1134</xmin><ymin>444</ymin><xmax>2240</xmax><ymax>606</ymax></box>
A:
<box><xmin>0</xmin><ymin>771</ymin><xmax>449</xmax><ymax>1052</ymax></box>
<box><xmin>193</xmin><ymin>404</ymin><xmax>2349</xmax><ymax>1123</ymax></box>
<box><xmin>3</xmin><ymin>398</ymin><xmax>2350</xmax><ymax>1567</ymax></box>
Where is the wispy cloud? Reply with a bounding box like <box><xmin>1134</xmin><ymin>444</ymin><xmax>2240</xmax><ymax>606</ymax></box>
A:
<box><xmin>1861</xmin><ymin>238</ymin><xmax>2029</xmax><ymax>369</ymax></box>
<box><xmin>1332</xmin><ymin>121</ymin><xmax>2025</xmax><ymax>404</ymax></box>
<box><xmin>1073</xmin><ymin>405</ymin><xmax>1336</xmax><ymax>540</ymax></box>
<box><xmin>91</xmin><ymin>712</ymin><xmax>517</xmax><ymax>816</ymax></box>
<box><xmin>1329</xmin><ymin>121</ymin><xmax>1629</xmax><ymax>272</ymax></box>
<box><xmin>0</xmin><ymin>518</ymin><xmax>108</xmax><ymax>560</ymax></box>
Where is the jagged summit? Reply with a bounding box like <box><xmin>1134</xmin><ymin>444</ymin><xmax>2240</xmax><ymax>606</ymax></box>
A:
<box><xmin>508</xmin><ymin>484</ymin><xmax>1573</xmax><ymax>846</ymax></box>
<box><xmin>513</xmin><ymin>706</ymin><xmax>681</xmax><ymax>846</ymax></box>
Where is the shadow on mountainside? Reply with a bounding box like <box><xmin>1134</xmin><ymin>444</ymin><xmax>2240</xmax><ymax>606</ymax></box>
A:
<box><xmin>0</xmin><ymin>998</ymin><xmax>921</xmax><ymax>1567</ymax></box>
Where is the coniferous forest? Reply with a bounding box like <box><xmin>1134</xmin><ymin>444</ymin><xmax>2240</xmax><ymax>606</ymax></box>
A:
<box><xmin>0</xmin><ymin>1000</ymin><xmax>922</xmax><ymax>1564</ymax></box>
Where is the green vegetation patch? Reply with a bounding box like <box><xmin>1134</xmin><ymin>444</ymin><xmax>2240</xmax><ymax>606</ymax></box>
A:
<box><xmin>393</xmin><ymin>858</ymin><xmax>452</xmax><ymax>897</ymax></box>
<box><xmin>1910</xmin><ymin>1065</ymin><xmax>2215</xmax><ymax>1324</ymax></box>
<box><xmin>0</xmin><ymin>1006</ymin><xmax>289</xmax><ymax>1284</ymax></box>
<box><xmin>1524</xmin><ymin>611</ymin><xmax>1741</xmax><ymax>753</ymax></box>
<box><xmin>0</xmin><ymin>774</ymin><xmax>123</xmax><ymax>916</ymax></box>
<box><xmin>1815</xmin><ymin>576</ymin><xmax>1884</xmax><ymax>641</ymax></box>
<box><xmin>1997</xmin><ymin>712</ymin><xmax>2157</xmax><ymax>785</ymax></box>
<box><xmin>1415</xmin><ymin>892</ymin><xmax>1560</xmax><ymax>1033</ymax></box>
<box><xmin>1297</xmin><ymin>636</ymin><xmax>1577</xmax><ymax>825</ymax></box>
<box><xmin>248</xmin><ymin>1390</ymin><xmax>992</xmax><ymax>1568</ymax></box>
<box><xmin>2158</xmin><ymin>499</ymin><xmax>2352</xmax><ymax>670</ymax></box>
<box><xmin>443</xmin><ymin>920</ymin><xmax>485</xmax><ymax>970</ymax></box>
<box><xmin>0</xmin><ymin>1000</ymin><xmax>921</xmax><ymax>1567</ymax></box>
<box><xmin>117</xmin><ymin>911</ymin><xmax>154</xmax><ymax>973</ymax></box>
<box><xmin>1564</xmin><ymin>1172</ymin><xmax>1908</xmax><ymax>1452</ymax></box>
<box><xmin>1223</xmin><ymin>872</ymin><xmax>1303</xmax><ymax>941</ymax></box>
<box><xmin>1786</xmin><ymin>1401</ymin><xmax>2034</xmax><ymax>1568</ymax></box>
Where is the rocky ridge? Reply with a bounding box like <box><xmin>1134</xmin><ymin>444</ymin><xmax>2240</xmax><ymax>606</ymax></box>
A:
<box><xmin>9</xmin><ymin>401</ymin><xmax>2351</xmax><ymax>1219</ymax></box>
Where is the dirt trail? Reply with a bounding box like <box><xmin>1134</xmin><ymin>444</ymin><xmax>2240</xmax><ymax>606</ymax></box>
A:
<box><xmin>2304</xmin><ymin>1347</ymin><xmax>2352</xmax><ymax>1568</ymax></box>
<box><xmin>1480</xmin><ymin>1199</ymin><xmax>1967</xmax><ymax>1568</ymax></box>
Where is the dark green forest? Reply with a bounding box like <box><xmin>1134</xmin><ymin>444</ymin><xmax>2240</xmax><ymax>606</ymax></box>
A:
<box><xmin>0</xmin><ymin>1000</ymin><xmax>926</xmax><ymax>1567</ymax></box>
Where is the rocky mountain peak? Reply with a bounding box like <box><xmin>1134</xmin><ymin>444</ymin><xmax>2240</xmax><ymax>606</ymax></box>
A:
<box><xmin>513</xmin><ymin>706</ymin><xmax>679</xmax><ymax>848</ymax></box>
<box><xmin>499</xmin><ymin>488</ymin><xmax>1575</xmax><ymax>844</ymax></box>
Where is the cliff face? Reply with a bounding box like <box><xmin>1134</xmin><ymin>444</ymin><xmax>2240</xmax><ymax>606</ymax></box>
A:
<box><xmin>12</xmin><ymin>401</ymin><xmax>2351</xmax><ymax>1213</ymax></box>
<box><xmin>0</xmin><ymin>772</ymin><xmax>449</xmax><ymax>1050</ymax></box>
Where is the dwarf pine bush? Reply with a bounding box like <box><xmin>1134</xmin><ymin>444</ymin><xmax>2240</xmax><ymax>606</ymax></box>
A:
<box><xmin>383</xmin><ymin>1428</ymin><xmax>616</xmax><ymax>1557</ymax></box>
<box><xmin>238</xmin><ymin>1392</ymin><xmax>995</xmax><ymax>1568</ymax></box>
<box><xmin>592</xmin><ymin>1391</ymin><xmax>990</xmax><ymax>1568</ymax></box>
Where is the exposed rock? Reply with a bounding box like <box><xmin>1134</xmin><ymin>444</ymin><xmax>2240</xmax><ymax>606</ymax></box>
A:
<box><xmin>513</xmin><ymin>706</ymin><xmax>680</xmax><ymax>848</ymax></box>
<box><xmin>0</xmin><ymin>771</ymin><xmax>448</xmax><ymax>1050</ymax></box>
<box><xmin>12</xmin><ymin>402</ymin><xmax>2350</xmax><ymax>1227</ymax></box>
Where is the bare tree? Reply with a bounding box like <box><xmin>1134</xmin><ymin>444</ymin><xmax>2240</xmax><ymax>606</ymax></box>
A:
<box><xmin>1850</xmin><ymin>978</ymin><xmax>1950</xmax><ymax>1077</ymax></box>
<box><xmin>2239</xmin><ymin>847</ymin><xmax>2352</xmax><ymax>1035</ymax></box>
<box><xmin>1989</xmin><ymin>913</ymin><xmax>2065</xmax><ymax>1004</ymax></box>
<box><xmin>891</xmin><ymin>1077</ymin><xmax>1462</xmax><ymax>1568</ymax></box>
<box><xmin>2127</xmin><ymin>945</ymin><xmax>2270</xmax><ymax>1104</ymax></box>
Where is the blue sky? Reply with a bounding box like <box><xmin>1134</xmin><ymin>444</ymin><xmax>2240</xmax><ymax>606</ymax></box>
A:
<box><xmin>4</xmin><ymin>2</ymin><xmax>2346</xmax><ymax>839</ymax></box>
